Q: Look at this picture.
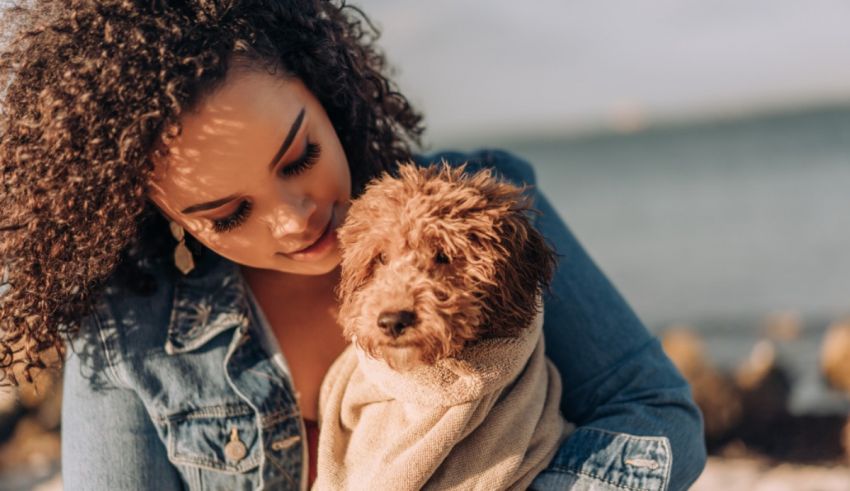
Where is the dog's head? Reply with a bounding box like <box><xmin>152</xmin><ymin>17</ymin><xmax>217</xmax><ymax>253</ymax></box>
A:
<box><xmin>335</xmin><ymin>160</ymin><xmax>557</xmax><ymax>370</ymax></box>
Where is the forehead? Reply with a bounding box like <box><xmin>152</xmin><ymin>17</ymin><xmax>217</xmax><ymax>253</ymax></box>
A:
<box><xmin>148</xmin><ymin>69</ymin><xmax>306</xmax><ymax>210</ymax></box>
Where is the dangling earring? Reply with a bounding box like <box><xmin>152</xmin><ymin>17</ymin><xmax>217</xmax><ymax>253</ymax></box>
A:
<box><xmin>169</xmin><ymin>221</ymin><xmax>195</xmax><ymax>275</ymax></box>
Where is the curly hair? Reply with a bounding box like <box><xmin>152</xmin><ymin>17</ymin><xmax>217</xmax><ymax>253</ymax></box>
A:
<box><xmin>0</xmin><ymin>0</ymin><xmax>424</xmax><ymax>385</ymax></box>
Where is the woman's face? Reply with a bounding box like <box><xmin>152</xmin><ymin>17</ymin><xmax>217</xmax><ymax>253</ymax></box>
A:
<box><xmin>148</xmin><ymin>67</ymin><xmax>352</xmax><ymax>276</ymax></box>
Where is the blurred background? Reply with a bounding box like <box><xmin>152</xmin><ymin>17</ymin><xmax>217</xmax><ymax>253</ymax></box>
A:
<box><xmin>2</xmin><ymin>0</ymin><xmax>850</xmax><ymax>489</ymax></box>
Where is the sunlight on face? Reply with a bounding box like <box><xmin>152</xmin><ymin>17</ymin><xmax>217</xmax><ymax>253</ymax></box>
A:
<box><xmin>148</xmin><ymin>66</ymin><xmax>352</xmax><ymax>276</ymax></box>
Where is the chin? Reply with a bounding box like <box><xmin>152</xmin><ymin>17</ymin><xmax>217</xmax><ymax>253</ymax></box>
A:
<box><xmin>283</xmin><ymin>252</ymin><xmax>342</xmax><ymax>276</ymax></box>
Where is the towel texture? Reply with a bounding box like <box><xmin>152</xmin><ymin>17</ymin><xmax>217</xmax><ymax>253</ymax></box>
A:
<box><xmin>314</xmin><ymin>303</ymin><xmax>572</xmax><ymax>490</ymax></box>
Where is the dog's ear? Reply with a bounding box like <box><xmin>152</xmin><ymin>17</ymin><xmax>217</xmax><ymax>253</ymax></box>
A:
<box><xmin>477</xmin><ymin>181</ymin><xmax>557</xmax><ymax>337</ymax></box>
<box><xmin>335</xmin><ymin>165</ymin><xmax>414</xmax><ymax>306</ymax></box>
<box><xmin>335</xmin><ymin>198</ymin><xmax>382</xmax><ymax>305</ymax></box>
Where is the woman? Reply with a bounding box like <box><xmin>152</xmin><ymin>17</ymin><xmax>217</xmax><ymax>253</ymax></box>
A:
<box><xmin>0</xmin><ymin>1</ymin><xmax>706</xmax><ymax>489</ymax></box>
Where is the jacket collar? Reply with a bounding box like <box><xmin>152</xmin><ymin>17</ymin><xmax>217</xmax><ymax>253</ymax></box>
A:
<box><xmin>164</xmin><ymin>253</ymin><xmax>251</xmax><ymax>355</ymax></box>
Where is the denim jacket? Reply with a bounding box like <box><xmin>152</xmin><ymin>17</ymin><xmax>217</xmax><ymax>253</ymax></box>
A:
<box><xmin>61</xmin><ymin>149</ymin><xmax>706</xmax><ymax>490</ymax></box>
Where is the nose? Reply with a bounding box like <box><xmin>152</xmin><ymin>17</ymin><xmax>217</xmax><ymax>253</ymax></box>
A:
<box><xmin>377</xmin><ymin>310</ymin><xmax>417</xmax><ymax>338</ymax></box>
<box><xmin>266</xmin><ymin>198</ymin><xmax>316</xmax><ymax>239</ymax></box>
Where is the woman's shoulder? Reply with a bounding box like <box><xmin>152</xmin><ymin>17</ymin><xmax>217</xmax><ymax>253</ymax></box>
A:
<box><xmin>412</xmin><ymin>148</ymin><xmax>538</xmax><ymax>187</ymax></box>
<box><xmin>68</xmin><ymin>250</ymin><xmax>245</xmax><ymax>384</ymax></box>
<box><xmin>71</xmin><ymin>250</ymin><xmax>246</xmax><ymax>388</ymax></box>
<box><xmin>66</xmin><ymin>262</ymin><xmax>177</xmax><ymax>386</ymax></box>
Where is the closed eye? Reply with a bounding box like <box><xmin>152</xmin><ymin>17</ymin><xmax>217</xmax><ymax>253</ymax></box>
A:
<box><xmin>212</xmin><ymin>200</ymin><xmax>252</xmax><ymax>233</ymax></box>
<box><xmin>280</xmin><ymin>142</ymin><xmax>321</xmax><ymax>178</ymax></box>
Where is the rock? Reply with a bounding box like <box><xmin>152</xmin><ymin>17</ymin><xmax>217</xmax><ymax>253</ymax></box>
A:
<box><xmin>0</xmin><ymin>387</ymin><xmax>23</xmax><ymax>443</ymax></box>
<box><xmin>761</xmin><ymin>311</ymin><xmax>802</xmax><ymax>342</ymax></box>
<box><xmin>662</xmin><ymin>327</ymin><xmax>743</xmax><ymax>448</ymax></box>
<box><xmin>820</xmin><ymin>319</ymin><xmax>850</xmax><ymax>464</ymax></box>
<box><xmin>735</xmin><ymin>340</ymin><xmax>791</xmax><ymax>425</ymax></box>
<box><xmin>664</xmin><ymin>322</ymin><xmax>849</xmax><ymax>464</ymax></box>
<box><xmin>821</xmin><ymin>319</ymin><xmax>850</xmax><ymax>393</ymax></box>
<box><xmin>843</xmin><ymin>419</ymin><xmax>850</xmax><ymax>465</ymax></box>
<box><xmin>661</xmin><ymin>326</ymin><xmax>709</xmax><ymax>380</ymax></box>
<box><xmin>0</xmin><ymin>416</ymin><xmax>60</xmax><ymax>473</ymax></box>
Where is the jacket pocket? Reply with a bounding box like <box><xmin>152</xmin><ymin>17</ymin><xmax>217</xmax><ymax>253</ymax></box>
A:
<box><xmin>165</xmin><ymin>403</ymin><xmax>262</xmax><ymax>474</ymax></box>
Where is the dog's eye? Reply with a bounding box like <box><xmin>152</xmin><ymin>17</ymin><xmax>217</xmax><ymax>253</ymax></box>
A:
<box><xmin>435</xmin><ymin>250</ymin><xmax>451</xmax><ymax>265</ymax></box>
<box><xmin>376</xmin><ymin>251</ymin><xmax>387</xmax><ymax>265</ymax></box>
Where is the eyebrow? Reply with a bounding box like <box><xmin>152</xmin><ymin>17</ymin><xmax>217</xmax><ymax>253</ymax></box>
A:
<box><xmin>180</xmin><ymin>106</ymin><xmax>306</xmax><ymax>214</ymax></box>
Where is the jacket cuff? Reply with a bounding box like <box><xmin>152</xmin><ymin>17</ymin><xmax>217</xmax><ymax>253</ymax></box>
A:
<box><xmin>531</xmin><ymin>426</ymin><xmax>672</xmax><ymax>491</ymax></box>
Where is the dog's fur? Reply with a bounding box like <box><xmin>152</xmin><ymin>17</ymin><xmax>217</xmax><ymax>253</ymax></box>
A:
<box><xmin>335</xmin><ymin>160</ymin><xmax>557</xmax><ymax>370</ymax></box>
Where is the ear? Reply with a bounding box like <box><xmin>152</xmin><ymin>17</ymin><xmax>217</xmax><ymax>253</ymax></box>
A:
<box><xmin>335</xmin><ymin>199</ymin><xmax>378</xmax><ymax>304</ymax></box>
<box><xmin>479</xmin><ymin>185</ymin><xmax>557</xmax><ymax>338</ymax></box>
<box><xmin>336</xmin><ymin>243</ymin><xmax>377</xmax><ymax>305</ymax></box>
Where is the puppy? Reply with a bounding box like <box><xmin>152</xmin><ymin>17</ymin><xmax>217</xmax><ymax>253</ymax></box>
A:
<box><xmin>336</xmin><ymin>160</ymin><xmax>557</xmax><ymax>371</ymax></box>
<box><xmin>315</xmin><ymin>160</ymin><xmax>571</xmax><ymax>490</ymax></box>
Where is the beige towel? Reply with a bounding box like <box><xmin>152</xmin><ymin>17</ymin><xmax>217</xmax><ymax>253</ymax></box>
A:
<box><xmin>314</xmin><ymin>303</ymin><xmax>572</xmax><ymax>491</ymax></box>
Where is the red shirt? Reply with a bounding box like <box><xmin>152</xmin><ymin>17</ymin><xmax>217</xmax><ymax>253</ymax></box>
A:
<box><xmin>304</xmin><ymin>418</ymin><xmax>319</xmax><ymax>487</ymax></box>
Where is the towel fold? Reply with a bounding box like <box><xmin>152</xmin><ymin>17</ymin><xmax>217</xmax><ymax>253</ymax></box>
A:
<box><xmin>314</xmin><ymin>301</ymin><xmax>572</xmax><ymax>490</ymax></box>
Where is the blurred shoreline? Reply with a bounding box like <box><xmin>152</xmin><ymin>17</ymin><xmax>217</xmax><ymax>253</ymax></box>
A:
<box><xmin>431</xmin><ymin>101</ymin><xmax>850</xmax><ymax>150</ymax></box>
<box><xmin>658</xmin><ymin>314</ymin><xmax>849</xmax><ymax>416</ymax></box>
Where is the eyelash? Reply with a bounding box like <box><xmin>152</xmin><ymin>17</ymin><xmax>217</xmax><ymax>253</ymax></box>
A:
<box><xmin>211</xmin><ymin>142</ymin><xmax>322</xmax><ymax>233</ymax></box>
<box><xmin>280</xmin><ymin>142</ymin><xmax>322</xmax><ymax>177</ymax></box>
<box><xmin>212</xmin><ymin>200</ymin><xmax>253</xmax><ymax>233</ymax></box>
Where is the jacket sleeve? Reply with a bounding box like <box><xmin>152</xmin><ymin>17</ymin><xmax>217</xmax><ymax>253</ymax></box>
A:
<box><xmin>62</xmin><ymin>310</ymin><xmax>184</xmax><ymax>491</ymax></box>
<box><xmin>526</xmin><ymin>162</ymin><xmax>707</xmax><ymax>490</ymax></box>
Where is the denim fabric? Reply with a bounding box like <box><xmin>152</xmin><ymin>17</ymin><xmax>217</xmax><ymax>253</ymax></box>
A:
<box><xmin>61</xmin><ymin>148</ymin><xmax>706</xmax><ymax>490</ymax></box>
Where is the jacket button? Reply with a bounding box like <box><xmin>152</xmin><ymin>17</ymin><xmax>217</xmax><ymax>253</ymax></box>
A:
<box><xmin>224</xmin><ymin>427</ymin><xmax>247</xmax><ymax>462</ymax></box>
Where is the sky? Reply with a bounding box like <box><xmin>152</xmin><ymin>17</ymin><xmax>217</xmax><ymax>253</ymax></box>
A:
<box><xmin>356</xmin><ymin>0</ymin><xmax>850</xmax><ymax>144</ymax></box>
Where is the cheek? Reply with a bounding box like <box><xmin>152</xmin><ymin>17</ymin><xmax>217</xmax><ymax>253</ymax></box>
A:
<box><xmin>317</xmin><ymin>145</ymin><xmax>351</xmax><ymax>196</ymax></box>
<box><xmin>338</xmin><ymin>159</ymin><xmax>352</xmax><ymax>195</ymax></box>
<box><xmin>189</xmin><ymin>222</ymin><xmax>267</xmax><ymax>257</ymax></box>
<box><xmin>316</xmin><ymin>162</ymin><xmax>347</xmax><ymax>196</ymax></box>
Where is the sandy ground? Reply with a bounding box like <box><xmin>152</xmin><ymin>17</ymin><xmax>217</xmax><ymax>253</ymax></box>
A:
<box><xmin>692</xmin><ymin>457</ymin><xmax>850</xmax><ymax>491</ymax></box>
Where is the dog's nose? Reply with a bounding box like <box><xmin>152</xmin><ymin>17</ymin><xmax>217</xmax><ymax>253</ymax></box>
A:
<box><xmin>377</xmin><ymin>310</ymin><xmax>417</xmax><ymax>338</ymax></box>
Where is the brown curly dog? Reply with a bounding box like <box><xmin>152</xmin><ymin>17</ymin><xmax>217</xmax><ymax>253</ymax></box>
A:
<box><xmin>335</xmin><ymin>161</ymin><xmax>557</xmax><ymax>371</ymax></box>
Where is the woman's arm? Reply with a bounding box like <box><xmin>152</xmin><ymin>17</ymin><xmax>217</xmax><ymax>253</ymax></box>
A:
<box><xmin>62</xmin><ymin>315</ymin><xmax>184</xmax><ymax>491</ymax></box>
<box><xmin>531</xmin><ymin>176</ymin><xmax>707</xmax><ymax>490</ymax></box>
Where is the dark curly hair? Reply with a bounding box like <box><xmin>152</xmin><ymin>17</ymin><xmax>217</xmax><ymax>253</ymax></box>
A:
<box><xmin>0</xmin><ymin>0</ymin><xmax>424</xmax><ymax>385</ymax></box>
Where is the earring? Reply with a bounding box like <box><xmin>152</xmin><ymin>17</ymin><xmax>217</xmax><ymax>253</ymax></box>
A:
<box><xmin>169</xmin><ymin>221</ymin><xmax>195</xmax><ymax>275</ymax></box>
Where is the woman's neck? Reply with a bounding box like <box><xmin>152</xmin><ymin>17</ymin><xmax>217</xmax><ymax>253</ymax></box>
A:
<box><xmin>239</xmin><ymin>263</ymin><xmax>341</xmax><ymax>299</ymax></box>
